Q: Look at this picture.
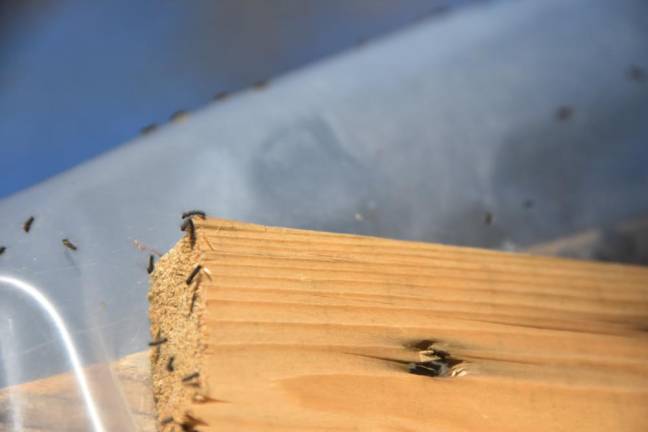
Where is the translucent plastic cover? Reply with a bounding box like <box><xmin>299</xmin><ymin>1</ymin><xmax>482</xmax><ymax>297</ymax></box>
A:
<box><xmin>1</xmin><ymin>0</ymin><xmax>647</xmax><ymax>430</ymax></box>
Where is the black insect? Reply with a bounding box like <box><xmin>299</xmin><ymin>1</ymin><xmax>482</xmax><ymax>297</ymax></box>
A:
<box><xmin>484</xmin><ymin>211</ymin><xmax>493</xmax><ymax>225</ymax></box>
<box><xmin>189</xmin><ymin>291</ymin><xmax>198</xmax><ymax>315</ymax></box>
<box><xmin>160</xmin><ymin>416</ymin><xmax>174</xmax><ymax>425</ymax></box>
<box><xmin>140</xmin><ymin>123</ymin><xmax>157</xmax><ymax>134</ymax></box>
<box><xmin>186</xmin><ymin>265</ymin><xmax>202</xmax><ymax>285</ymax></box>
<box><xmin>213</xmin><ymin>91</ymin><xmax>229</xmax><ymax>101</ymax></box>
<box><xmin>253</xmin><ymin>79</ymin><xmax>268</xmax><ymax>89</ymax></box>
<box><xmin>181</xmin><ymin>423</ymin><xmax>196</xmax><ymax>432</ymax></box>
<box><xmin>147</xmin><ymin>255</ymin><xmax>155</xmax><ymax>274</ymax></box>
<box><xmin>627</xmin><ymin>65</ymin><xmax>646</xmax><ymax>82</ymax></box>
<box><xmin>556</xmin><ymin>105</ymin><xmax>573</xmax><ymax>121</ymax></box>
<box><xmin>169</xmin><ymin>110</ymin><xmax>188</xmax><ymax>122</ymax></box>
<box><xmin>23</xmin><ymin>216</ymin><xmax>35</xmax><ymax>233</ymax></box>
<box><xmin>167</xmin><ymin>355</ymin><xmax>175</xmax><ymax>372</ymax></box>
<box><xmin>62</xmin><ymin>239</ymin><xmax>77</xmax><ymax>251</ymax></box>
<box><xmin>408</xmin><ymin>361</ymin><xmax>448</xmax><ymax>377</ymax></box>
<box><xmin>148</xmin><ymin>337</ymin><xmax>168</xmax><ymax>347</ymax></box>
<box><xmin>182</xmin><ymin>372</ymin><xmax>199</xmax><ymax>382</ymax></box>
<box><xmin>181</xmin><ymin>218</ymin><xmax>196</xmax><ymax>247</ymax></box>
<box><xmin>182</xmin><ymin>210</ymin><xmax>206</xmax><ymax>219</ymax></box>
<box><xmin>0</xmin><ymin>246</ymin><xmax>5</xmax><ymax>256</ymax></box>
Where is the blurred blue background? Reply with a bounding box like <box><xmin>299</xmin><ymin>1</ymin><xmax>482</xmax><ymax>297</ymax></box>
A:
<box><xmin>0</xmin><ymin>0</ymin><xmax>479</xmax><ymax>198</ymax></box>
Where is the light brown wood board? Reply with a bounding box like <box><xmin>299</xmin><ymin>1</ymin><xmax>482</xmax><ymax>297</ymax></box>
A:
<box><xmin>2</xmin><ymin>218</ymin><xmax>648</xmax><ymax>431</ymax></box>
<box><xmin>0</xmin><ymin>351</ymin><xmax>154</xmax><ymax>432</ymax></box>
<box><xmin>147</xmin><ymin>218</ymin><xmax>648</xmax><ymax>431</ymax></box>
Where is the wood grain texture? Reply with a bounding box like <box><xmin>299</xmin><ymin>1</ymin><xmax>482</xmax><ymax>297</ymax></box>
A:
<box><xmin>0</xmin><ymin>352</ymin><xmax>155</xmax><ymax>432</ymax></box>
<box><xmin>147</xmin><ymin>218</ymin><xmax>648</xmax><ymax>432</ymax></box>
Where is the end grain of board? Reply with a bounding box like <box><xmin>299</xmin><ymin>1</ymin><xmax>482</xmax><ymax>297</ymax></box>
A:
<box><xmin>148</xmin><ymin>217</ymin><xmax>648</xmax><ymax>432</ymax></box>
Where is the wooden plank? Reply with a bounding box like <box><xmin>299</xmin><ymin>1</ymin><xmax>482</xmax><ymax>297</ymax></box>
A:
<box><xmin>0</xmin><ymin>352</ymin><xmax>155</xmax><ymax>432</ymax></box>
<box><xmin>2</xmin><ymin>218</ymin><xmax>647</xmax><ymax>431</ymax></box>
<box><xmin>146</xmin><ymin>218</ymin><xmax>648</xmax><ymax>431</ymax></box>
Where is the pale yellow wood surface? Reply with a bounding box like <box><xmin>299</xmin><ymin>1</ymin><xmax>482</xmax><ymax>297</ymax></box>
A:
<box><xmin>0</xmin><ymin>352</ymin><xmax>154</xmax><ymax>432</ymax></box>
<box><xmin>2</xmin><ymin>219</ymin><xmax>648</xmax><ymax>432</ymax></box>
<box><xmin>147</xmin><ymin>218</ymin><xmax>648</xmax><ymax>432</ymax></box>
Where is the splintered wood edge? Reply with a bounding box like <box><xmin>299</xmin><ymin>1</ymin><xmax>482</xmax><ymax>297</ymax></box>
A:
<box><xmin>148</xmin><ymin>217</ymin><xmax>648</xmax><ymax>431</ymax></box>
<box><xmin>148</xmin><ymin>233</ymin><xmax>206</xmax><ymax>429</ymax></box>
<box><xmin>148</xmin><ymin>218</ymin><xmax>286</xmax><ymax>428</ymax></box>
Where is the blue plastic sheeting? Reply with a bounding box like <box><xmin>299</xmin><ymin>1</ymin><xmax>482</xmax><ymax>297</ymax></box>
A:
<box><xmin>0</xmin><ymin>0</ymin><xmax>647</xmax><ymax>430</ymax></box>
<box><xmin>0</xmin><ymin>0</ymin><xmax>473</xmax><ymax>198</ymax></box>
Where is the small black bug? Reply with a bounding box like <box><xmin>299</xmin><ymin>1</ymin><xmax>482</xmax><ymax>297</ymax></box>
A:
<box><xmin>147</xmin><ymin>255</ymin><xmax>155</xmax><ymax>274</ymax></box>
<box><xmin>484</xmin><ymin>211</ymin><xmax>493</xmax><ymax>225</ymax></box>
<box><xmin>189</xmin><ymin>291</ymin><xmax>198</xmax><ymax>315</ymax></box>
<box><xmin>627</xmin><ymin>65</ymin><xmax>646</xmax><ymax>82</ymax></box>
<box><xmin>140</xmin><ymin>123</ymin><xmax>158</xmax><ymax>135</ymax></box>
<box><xmin>160</xmin><ymin>416</ymin><xmax>174</xmax><ymax>425</ymax></box>
<box><xmin>556</xmin><ymin>106</ymin><xmax>573</xmax><ymax>121</ymax></box>
<box><xmin>169</xmin><ymin>110</ymin><xmax>188</xmax><ymax>123</ymax></box>
<box><xmin>181</xmin><ymin>423</ymin><xmax>196</xmax><ymax>432</ymax></box>
<box><xmin>182</xmin><ymin>372</ymin><xmax>199</xmax><ymax>382</ymax></box>
<box><xmin>180</xmin><ymin>218</ymin><xmax>196</xmax><ymax>247</ymax></box>
<box><xmin>148</xmin><ymin>337</ymin><xmax>168</xmax><ymax>347</ymax></box>
<box><xmin>23</xmin><ymin>216</ymin><xmax>35</xmax><ymax>233</ymax></box>
<box><xmin>0</xmin><ymin>246</ymin><xmax>5</xmax><ymax>256</ymax></box>
<box><xmin>213</xmin><ymin>91</ymin><xmax>229</xmax><ymax>101</ymax></box>
<box><xmin>62</xmin><ymin>239</ymin><xmax>77</xmax><ymax>251</ymax></box>
<box><xmin>181</xmin><ymin>210</ymin><xmax>206</xmax><ymax>219</ymax></box>
<box><xmin>166</xmin><ymin>355</ymin><xmax>175</xmax><ymax>372</ymax></box>
<box><xmin>186</xmin><ymin>265</ymin><xmax>202</xmax><ymax>285</ymax></box>
<box><xmin>408</xmin><ymin>361</ymin><xmax>447</xmax><ymax>377</ymax></box>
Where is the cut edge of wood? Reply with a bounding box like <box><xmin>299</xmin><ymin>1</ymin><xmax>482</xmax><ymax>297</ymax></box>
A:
<box><xmin>147</xmin><ymin>217</ymin><xmax>648</xmax><ymax>431</ymax></box>
<box><xmin>148</xmin><ymin>233</ymin><xmax>208</xmax><ymax>430</ymax></box>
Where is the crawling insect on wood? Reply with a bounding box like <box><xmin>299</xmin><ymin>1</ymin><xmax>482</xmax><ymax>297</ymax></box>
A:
<box><xmin>62</xmin><ymin>239</ymin><xmax>77</xmax><ymax>251</ymax></box>
<box><xmin>148</xmin><ymin>337</ymin><xmax>168</xmax><ymax>347</ymax></box>
<box><xmin>182</xmin><ymin>210</ymin><xmax>206</xmax><ymax>219</ymax></box>
<box><xmin>180</xmin><ymin>218</ymin><xmax>196</xmax><ymax>247</ymax></box>
<box><xmin>180</xmin><ymin>423</ymin><xmax>196</xmax><ymax>432</ymax></box>
<box><xmin>23</xmin><ymin>216</ymin><xmax>35</xmax><ymax>233</ymax></box>
<box><xmin>408</xmin><ymin>360</ymin><xmax>448</xmax><ymax>377</ymax></box>
<box><xmin>0</xmin><ymin>246</ymin><xmax>5</xmax><ymax>256</ymax></box>
<box><xmin>186</xmin><ymin>265</ymin><xmax>202</xmax><ymax>285</ymax></box>
<box><xmin>189</xmin><ymin>291</ymin><xmax>198</xmax><ymax>315</ymax></box>
<box><xmin>160</xmin><ymin>416</ymin><xmax>174</xmax><ymax>425</ymax></box>
<box><xmin>147</xmin><ymin>255</ymin><xmax>155</xmax><ymax>274</ymax></box>
<box><xmin>181</xmin><ymin>372</ymin><xmax>200</xmax><ymax>383</ymax></box>
<box><xmin>166</xmin><ymin>356</ymin><xmax>175</xmax><ymax>372</ymax></box>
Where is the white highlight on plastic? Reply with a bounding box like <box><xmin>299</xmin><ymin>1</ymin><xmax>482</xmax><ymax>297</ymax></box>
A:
<box><xmin>0</xmin><ymin>318</ymin><xmax>23</xmax><ymax>430</ymax></box>
<box><xmin>0</xmin><ymin>275</ymin><xmax>105</xmax><ymax>432</ymax></box>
